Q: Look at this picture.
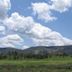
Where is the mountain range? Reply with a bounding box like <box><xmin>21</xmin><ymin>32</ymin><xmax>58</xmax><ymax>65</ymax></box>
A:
<box><xmin>0</xmin><ymin>45</ymin><xmax>72</xmax><ymax>56</ymax></box>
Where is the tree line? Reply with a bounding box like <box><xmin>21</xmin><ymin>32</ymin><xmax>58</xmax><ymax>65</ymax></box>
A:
<box><xmin>0</xmin><ymin>50</ymin><xmax>69</xmax><ymax>60</ymax></box>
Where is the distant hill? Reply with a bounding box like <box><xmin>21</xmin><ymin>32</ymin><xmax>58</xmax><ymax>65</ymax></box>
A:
<box><xmin>0</xmin><ymin>45</ymin><xmax>72</xmax><ymax>56</ymax></box>
<box><xmin>23</xmin><ymin>45</ymin><xmax>72</xmax><ymax>56</ymax></box>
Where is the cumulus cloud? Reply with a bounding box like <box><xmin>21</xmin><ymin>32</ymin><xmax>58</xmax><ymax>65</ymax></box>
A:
<box><xmin>28</xmin><ymin>23</ymin><xmax>52</xmax><ymax>39</ymax></box>
<box><xmin>32</xmin><ymin>2</ymin><xmax>56</xmax><ymax>22</ymax></box>
<box><xmin>0</xmin><ymin>0</ymin><xmax>11</xmax><ymax>19</ymax></box>
<box><xmin>32</xmin><ymin>37</ymin><xmax>72</xmax><ymax>46</ymax></box>
<box><xmin>31</xmin><ymin>0</ymin><xmax>72</xmax><ymax>21</ymax></box>
<box><xmin>4</xmin><ymin>12</ymin><xmax>34</xmax><ymax>33</ymax></box>
<box><xmin>27</xmin><ymin>23</ymin><xmax>72</xmax><ymax>46</ymax></box>
<box><xmin>22</xmin><ymin>45</ymin><xmax>29</xmax><ymax>50</ymax></box>
<box><xmin>0</xmin><ymin>26</ymin><xmax>6</xmax><ymax>36</ymax></box>
<box><xmin>4</xmin><ymin>12</ymin><xmax>72</xmax><ymax>47</ymax></box>
<box><xmin>0</xmin><ymin>0</ymin><xmax>72</xmax><ymax>48</ymax></box>
<box><xmin>51</xmin><ymin>0</ymin><xmax>72</xmax><ymax>13</ymax></box>
<box><xmin>0</xmin><ymin>34</ymin><xmax>24</xmax><ymax>48</ymax></box>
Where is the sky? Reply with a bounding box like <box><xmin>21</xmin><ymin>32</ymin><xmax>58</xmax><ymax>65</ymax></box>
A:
<box><xmin>0</xmin><ymin>0</ymin><xmax>72</xmax><ymax>49</ymax></box>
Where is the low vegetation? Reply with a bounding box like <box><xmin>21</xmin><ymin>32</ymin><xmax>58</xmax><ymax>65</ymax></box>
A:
<box><xmin>0</xmin><ymin>56</ymin><xmax>72</xmax><ymax>72</ymax></box>
<box><xmin>0</xmin><ymin>46</ymin><xmax>72</xmax><ymax>72</ymax></box>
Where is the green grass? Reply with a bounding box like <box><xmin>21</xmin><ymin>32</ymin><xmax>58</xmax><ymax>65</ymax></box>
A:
<box><xmin>0</xmin><ymin>56</ymin><xmax>72</xmax><ymax>65</ymax></box>
<box><xmin>0</xmin><ymin>56</ymin><xmax>72</xmax><ymax>72</ymax></box>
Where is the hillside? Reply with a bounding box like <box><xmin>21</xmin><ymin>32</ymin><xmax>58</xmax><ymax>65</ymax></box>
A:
<box><xmin>0</xmin><ymin>45</ymin><xmax>72</xmax><ymax>57</ymax></box>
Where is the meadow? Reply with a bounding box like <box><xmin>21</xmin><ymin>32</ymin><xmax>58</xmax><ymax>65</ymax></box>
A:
<box><xmin>0</xmin><ymin>56</ymin><xmax>72</xmax><ymax>72</ymax></box>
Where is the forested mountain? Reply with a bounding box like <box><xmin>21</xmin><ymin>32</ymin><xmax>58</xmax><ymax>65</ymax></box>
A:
<box><xmin>0</xmin><ymin>45</ymin><xmax>72</xmax><ymax>59</ymax></box>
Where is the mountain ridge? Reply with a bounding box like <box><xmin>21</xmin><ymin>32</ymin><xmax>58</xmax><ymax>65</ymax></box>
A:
<box><xmin>0</xmin><ymin>45</ymin><xmax>72</xmax><ymax>55</ymax></box>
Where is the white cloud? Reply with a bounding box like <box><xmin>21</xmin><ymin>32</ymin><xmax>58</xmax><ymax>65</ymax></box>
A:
<box><xmin>0</xmin><ymin>0</ymin><xmax>71</xmax><ymax>48</ymax></box>
<box><xmin>28</xmin><ymin>23</ymin><xmax>52</xmax><ymax>39</ymax></box>
<box><xmin>22</xmin><ymin>45</ymin><xmax>29</xmax><ymax>50</ymax></box>
<box><xmin>31</xmin><ymin>0</ymin><xmax>72</xmax><ymax>21</ymax></box>
<box><xmin>32</xmin><ymin>2</ymin><xmax>57</xmax><ymax>22</ymax></box>
<box><xmin>3</xmin><ymin>12</ymin><xmax>72</xmax><ymax>47</ymax></box>
<box><xmin>51</xmin><ymin>0</ymin><xmax>72</xmax><ymax>13</ymax></box>
<box><xmin>0</xmin><ymin>0</ymin><xmax>11</xmax><ymax>19</ymax></box>
<box><xmin>4</xmin><ymin>12</ymin><xmax>34</xmax><ymax>33</ymax></box>
<box><xmin>32</xmin><ymin>37</ymin><xmax>72</xmax><ymax>46</ymax></box>
<box><xmin>63</xmin><ymin>38</ymin><xmax>72</xmax><ymax>45</ymax></box>
<box><xmin>0</xmin><ymin>34</ymin><xmax>24</xmax><ymax>48</ymax></box>
<box><xmin>27</xmin><ymin>23</ymin><xmax>72</xmax><ymax>46</ymax></box>
<box><xmin>0</xmin><ymin>26</ymin><xmax>6</xmax><ymax>35</ymax></box>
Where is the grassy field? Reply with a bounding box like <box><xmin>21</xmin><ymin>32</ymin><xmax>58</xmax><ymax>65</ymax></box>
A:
<box><xmin>0</xmin><ymin>56</ymin><xmax>72</xmax><ymax>72</ymax></box>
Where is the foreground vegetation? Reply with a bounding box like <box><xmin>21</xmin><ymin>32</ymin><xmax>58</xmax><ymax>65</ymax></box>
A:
<box><xmin>0</xmin><ymin>45</ymin><xmax>72</xmax><ymax>71</ymax></box>
<box><xmin>0</xmin><ymin>56</ymin><xmax>72</xmax><ymax>72</ymax></box>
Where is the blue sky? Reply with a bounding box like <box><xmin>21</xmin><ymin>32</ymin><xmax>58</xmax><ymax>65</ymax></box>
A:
<box><xmin>0</xmin><ymin>0</ymin><xmax>72</xmax><ymax>48</ymax></box>
<box><xmin>9</xmin><ymin>0</ymin><xmax>72</xmax><ymax>39</ymax></box>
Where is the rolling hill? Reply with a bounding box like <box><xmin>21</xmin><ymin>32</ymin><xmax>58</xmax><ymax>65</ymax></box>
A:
<box><xmin>0</xmin><ymin>45</ymin><xmax>72</xmax><ymax>56</ymax></box>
